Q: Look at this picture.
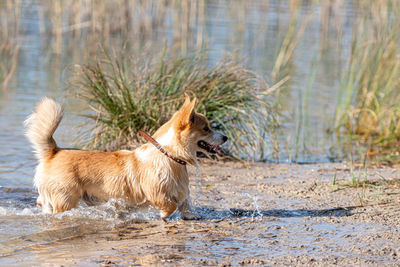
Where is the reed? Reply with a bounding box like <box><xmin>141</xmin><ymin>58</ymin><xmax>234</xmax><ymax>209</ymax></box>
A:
<box><xmin>32</xmin><ymin>0</ymin><xmax>207</xmax><ymax>55</ymax></box>
<box><xmin>72</xmin><ymin>49</ymin><xmax>279</xmax><ymax>160</ymax></box>
<box><xmin>0</xmin><ymin>0</ymin><xmax>20</xmax><ymax>91</ymax></box>
<box><xmin>334</xmin><ymin>0</ymin><xmax>400</xmax><ymax>162</ymax></box>
<box><xmin>271</xmin><ymin>0</ymin><xmax>310</xmax><ymax>83</ymax></box>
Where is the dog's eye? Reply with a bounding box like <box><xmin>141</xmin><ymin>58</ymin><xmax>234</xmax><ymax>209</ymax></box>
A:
<box><xmin>203</xmin><ymin>126</ymin><xmax>210</xmax><ymax>132</ymax></box>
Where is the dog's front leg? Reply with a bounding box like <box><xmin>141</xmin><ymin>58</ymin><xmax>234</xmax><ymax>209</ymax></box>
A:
<box><xmin>157</xmin><ymin>201</ymin><xmax>177</xmax><ymax>222</ymax></box>
<box><xmin>178</xmin><ymin>198</ymin><xmax>198</xmax><ymax>220</ymax></box>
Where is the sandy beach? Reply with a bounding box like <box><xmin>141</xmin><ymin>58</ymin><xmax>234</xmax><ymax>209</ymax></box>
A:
<box><xmin>2</xmin><ymin>161</ymin><xmax>400</xmax><ymax>266</ymax></box>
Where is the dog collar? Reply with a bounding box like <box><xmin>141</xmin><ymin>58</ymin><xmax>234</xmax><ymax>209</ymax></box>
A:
<box><xmin>139</xmin><ymin>130</ymin><xmax>187</xmax><ymax>165</ymax></box>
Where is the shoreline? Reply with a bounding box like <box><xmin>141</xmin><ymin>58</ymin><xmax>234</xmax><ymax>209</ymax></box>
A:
<box><xmin>1</xmin><ymin>161</ymin><xmax>400</xmax><ymax>266</ymax></box>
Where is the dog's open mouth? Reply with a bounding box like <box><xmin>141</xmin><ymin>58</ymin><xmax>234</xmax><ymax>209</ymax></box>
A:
<box><xmin>197</xmin><ymin>140</ymin><xmax>220</xmax><ymax>154</ymax></box>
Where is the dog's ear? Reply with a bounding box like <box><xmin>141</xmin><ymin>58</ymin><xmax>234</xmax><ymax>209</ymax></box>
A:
<box><xmin>178</xmin><ymin>93</ymin><xmax>197</xmax><ymax>126</ymax></box>
<box><xmin>182</xmin><ymin>93</ymin><xmax>191</xmax><ymax>108</ymax></box>
<box><xmin>187</xmin><ymin>97</ymin><xmax>197</xmax><ymax>124</ymax></box>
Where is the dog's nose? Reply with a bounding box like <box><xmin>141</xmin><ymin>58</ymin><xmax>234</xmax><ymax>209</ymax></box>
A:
<box><xmin>222</xmin><ymin>135</ymin><xmax>228</xmax><ymax>142</ymax></box>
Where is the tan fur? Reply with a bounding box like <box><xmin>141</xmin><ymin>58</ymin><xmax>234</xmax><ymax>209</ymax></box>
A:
<box><xmin>25</xmin><ymin>98</ymin><xmax>62</xmax><ymax>162</ymax></box>
<box><xmin>25</xmin><ymin>94</ymin><xmax>227</xmax><ymax>220</ymax></box>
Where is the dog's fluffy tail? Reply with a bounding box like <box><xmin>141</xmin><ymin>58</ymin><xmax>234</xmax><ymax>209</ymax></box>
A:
<box><xmin>25</xmin><ymin>97</ymin><xmax>63</xmax><ymax>161</ymax></box>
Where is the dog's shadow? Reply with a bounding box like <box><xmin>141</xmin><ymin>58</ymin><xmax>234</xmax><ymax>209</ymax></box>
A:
<box><xmin>189</xmin><ymin>205</ymin><xmax>359</xmax><ymax>221</ymax></box>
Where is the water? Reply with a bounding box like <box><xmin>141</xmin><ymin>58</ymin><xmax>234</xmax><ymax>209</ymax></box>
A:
<box><xmin>0</xmin><ymin>0</ymin><xmax>393</xmax><ymax>264</ymax></box>
<box><xmin>1</xmin><ymin>0</ymin><xmax>363</xmax><ymax>174</ymax></box>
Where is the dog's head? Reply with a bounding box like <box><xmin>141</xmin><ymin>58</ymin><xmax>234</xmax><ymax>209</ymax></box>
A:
<box><xmin>153</xmin><ymin>93</ymin><xmax>228</xmax><ymax>163</ymax></box>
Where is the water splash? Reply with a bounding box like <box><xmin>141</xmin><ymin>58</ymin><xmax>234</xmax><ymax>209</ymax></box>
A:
<box><xmin>0</xmin><ymin>197</ymin><xmax>162</xmax><ymax>224</ymax></box>
<box><xmin>0</xmin><ymin>206</ymin><xmax>41</xmax><ymax>216</ymax></box>
<box><xmin>54</xmin><ymin>199</ymin><xmax>160</xmax><ymax>223</ymax></box>
<box><xmin>244</xmin><ymin>193</ymin><xmax>263</xmax><ymax>221</ymax></box>
<box><xmin>192</xmin><ymin>165</ymin><xmax>203</xmax><ymax>206</ymax></box>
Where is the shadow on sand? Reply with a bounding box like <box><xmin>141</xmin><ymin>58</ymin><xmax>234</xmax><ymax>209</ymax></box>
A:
<box><xmin>192</xmin><ymin>205</ymin><xmax>359</xmax><ymax>221</ymax></box>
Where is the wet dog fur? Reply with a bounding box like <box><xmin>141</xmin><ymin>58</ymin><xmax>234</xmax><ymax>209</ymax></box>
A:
<box><xmin>25</xmin><ymin>94</ymin><xmax>227</xmax><ymax>220</ymax></box>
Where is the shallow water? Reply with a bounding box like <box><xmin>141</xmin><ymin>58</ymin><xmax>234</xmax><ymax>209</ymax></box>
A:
<box><xmin>1</xmin><ymin>1</ymin><xmax>398</xmax><ymax>265</ymax></box>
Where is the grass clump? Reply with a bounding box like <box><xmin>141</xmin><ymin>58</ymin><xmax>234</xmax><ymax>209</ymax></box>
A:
<box><xmin>73</xmin><ymin>50</ymin><xmax>278</xmax><ymax>160</ymax></box>
<box><xmin>334</xmin><ymin>1</ymin><xmax>400</xmax><ymax>161</ymax></box>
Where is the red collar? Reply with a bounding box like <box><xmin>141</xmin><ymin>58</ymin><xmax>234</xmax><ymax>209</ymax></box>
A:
<box><xmin>139</xmin><ymin>131</ymin><xmax>187</xmax><ymax>165</ymax></box>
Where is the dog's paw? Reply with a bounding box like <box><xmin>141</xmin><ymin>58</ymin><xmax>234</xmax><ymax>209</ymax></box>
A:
<box><xmin>181</xmin><ymin>212</ymin><xmax>201</xmax><ymax>220</ymax></box>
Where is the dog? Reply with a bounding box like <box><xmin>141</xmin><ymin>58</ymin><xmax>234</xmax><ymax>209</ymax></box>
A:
<box><xmin>25</xmin><ymin>94</ymin><xmax>227</xmax><ymax>221</ymax></box>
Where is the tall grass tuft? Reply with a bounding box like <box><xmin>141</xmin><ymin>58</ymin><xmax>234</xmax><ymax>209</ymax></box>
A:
<box><xmin>334</xmin><ymin>1</ymin><xmax>400</xmax><ymax>160</ymax></box>
<box><xmin>72</xmin><ymin>50</ymin><xmax>279</xmax><ymax>160</ymax></box>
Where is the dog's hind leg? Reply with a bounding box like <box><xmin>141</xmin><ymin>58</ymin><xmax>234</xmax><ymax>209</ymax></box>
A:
<box><xmin>51</xmin><ymin>190</ymin><xmax>81</xmax><ymax>214</ymax></box>
<box><xmin>36</xmin><ymin>195</ymin><xmax>53</xmax><ymax>214</ymax></box>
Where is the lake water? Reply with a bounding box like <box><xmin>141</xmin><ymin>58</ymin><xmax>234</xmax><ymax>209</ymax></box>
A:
<box><xmin>0</xmin><ymin>0</ymin><xmax>375</xmax><ymax>263</ymax></box>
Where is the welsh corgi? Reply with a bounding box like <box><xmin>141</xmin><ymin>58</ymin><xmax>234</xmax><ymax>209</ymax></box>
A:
<box><xmin>25</xmin><ymin>94</ymin><xmax>227</xmax><ymax>221</ymax></box>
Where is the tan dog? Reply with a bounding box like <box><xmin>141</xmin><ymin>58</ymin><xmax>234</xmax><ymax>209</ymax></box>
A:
<box><xmin>25</xmin><ymin>94</ymin><xmax>227</xmax><ymax>221</ymax></box>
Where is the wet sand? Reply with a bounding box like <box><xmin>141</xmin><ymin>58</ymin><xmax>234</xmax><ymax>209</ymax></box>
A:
<box><xmin>1</xmin><ymin>161</ymin><xmax>400</xmax><ymax>266</ymax></box>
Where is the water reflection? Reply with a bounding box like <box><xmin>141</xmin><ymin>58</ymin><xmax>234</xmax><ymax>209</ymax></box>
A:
<box><xmin>1</xmin><ymin>0</ymin><xmax>367</xmax><ymax>168</ymax></box>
